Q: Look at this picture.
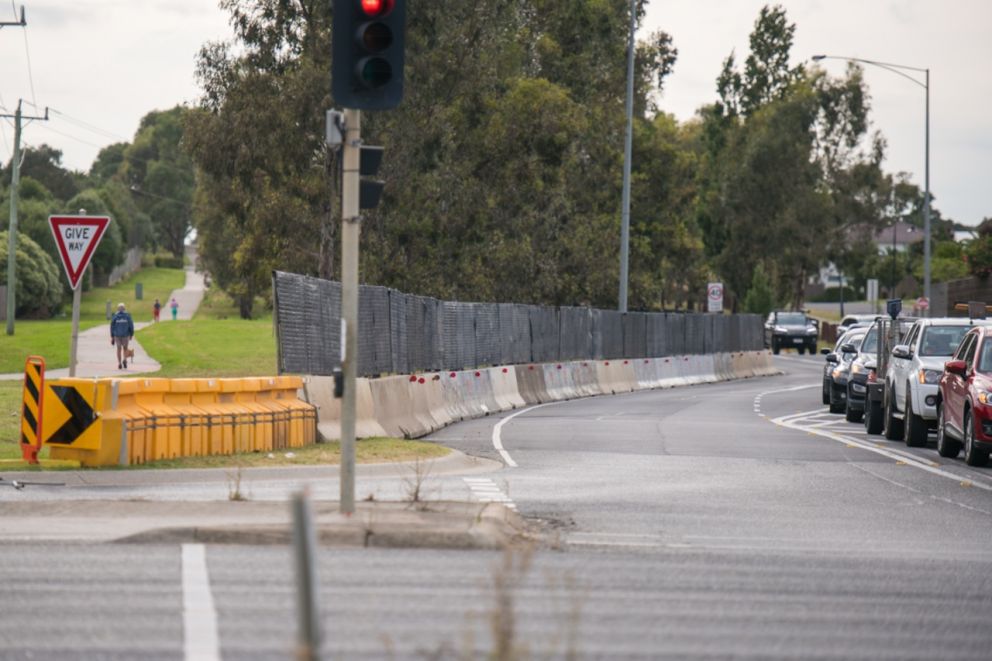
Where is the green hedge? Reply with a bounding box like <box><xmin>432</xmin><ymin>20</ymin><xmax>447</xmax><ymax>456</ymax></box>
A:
<box><xmin>154</xmin><ymin>255</ymin><xmax>184</xmax><ymax>269</ymax></box>
<box><xmin>809</xmin><ymin>286</ymin><xmax>858</xmax><ymax>303</ymax></box>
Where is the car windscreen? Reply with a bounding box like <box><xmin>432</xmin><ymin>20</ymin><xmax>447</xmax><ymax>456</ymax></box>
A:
<box><xmin>838</xmin><ymin>331</ymin><xmax>865</xmax><ymax>354</ymax></box>
<box><xmin>919</xmin><ymin>326</ymin><xmax>969</xmax><ymax>357</ymax></box>
<box><xmin>777</xmin><ymin>313</ymin><xmax>806</xmax><ymax>325</ymax></box>
<box><xmin>860</xmin><ymin>328</ymin><xmax>878</xmax><ymax>353</ymax></box>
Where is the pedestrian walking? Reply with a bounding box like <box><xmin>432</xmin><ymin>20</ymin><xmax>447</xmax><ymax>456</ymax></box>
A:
<box><xmin>153</xmin><ymin>298</ymin><xmax>161</xmax><ymax>322</ymax></box>
<box><xmin>110</xmin><ymin>303</ymin><xmax>135</xmax><ymax>369</ymax></box>
<box><xmin>170</xmin><ymin>297</ymin><xmax>179</xmax><ymax>320</ymax></box>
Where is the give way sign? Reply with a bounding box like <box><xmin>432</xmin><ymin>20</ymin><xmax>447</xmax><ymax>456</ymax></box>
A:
<box><xmin>48</xmin><ymin>215</ymin><xmax>111</xmax><ymax>289</ymax></box>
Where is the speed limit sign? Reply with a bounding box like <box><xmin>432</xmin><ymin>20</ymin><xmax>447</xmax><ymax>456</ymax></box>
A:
<box><xmin>707</xmin><ymin>282</ymin><xmax>724</xmax><ymax>313</ymax></box>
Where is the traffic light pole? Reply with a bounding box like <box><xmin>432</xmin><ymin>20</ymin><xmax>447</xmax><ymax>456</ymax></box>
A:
<box><xmin>339</xmin><ymin>108</ymin><xmax>361</xmax><ymax>515</ymax></box>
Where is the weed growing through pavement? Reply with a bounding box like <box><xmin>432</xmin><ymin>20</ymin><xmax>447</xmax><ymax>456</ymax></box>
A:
<box><xmin>403</xmin><ymin>457</ymin><xmax>439</xmax><ymax>509</ymax></box>
<box><xmin>226</xmin><ymin>464</ymin><xmax>247</xmax><ymax>501</ymax></box>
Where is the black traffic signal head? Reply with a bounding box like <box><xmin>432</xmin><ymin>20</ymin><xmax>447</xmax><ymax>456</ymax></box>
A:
<box><xmin>332</xmin><ymin>0</ymin><xmax>407</xmax><ymax>110</ymax></box>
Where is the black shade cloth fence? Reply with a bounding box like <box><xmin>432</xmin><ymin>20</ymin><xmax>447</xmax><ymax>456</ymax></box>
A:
<box><xmin>273</xmin><ymin>271</ymin><xmax>764</xmax><ymax>376</ymax></box>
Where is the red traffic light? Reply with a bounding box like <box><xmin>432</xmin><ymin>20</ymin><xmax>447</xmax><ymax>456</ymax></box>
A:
<box><xmin>360</xmin><ymin>0</ymin><xmax>393</xmax><ymax>17</ymax></box>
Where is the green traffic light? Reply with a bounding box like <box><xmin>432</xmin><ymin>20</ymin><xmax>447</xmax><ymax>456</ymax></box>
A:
<box><xmin>358</xmin><ymin>57</ymin><xmax>392</xmax><ymax>88</ymax></box>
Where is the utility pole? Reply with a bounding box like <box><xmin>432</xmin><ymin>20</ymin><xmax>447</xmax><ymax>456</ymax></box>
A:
<box><xmin>4</xmin><ymin>100</ymin><xmax>48</xmax><ymax>335</ymax></box>
<box><xmin>617</xmin><ymin>0</ymin><xmax>635</xmax><ymax>313</ymax></box>
<box><xmin>339</xmin><ymin>108</ymin><xmax>361</xmax><ymax>515</ymax></box>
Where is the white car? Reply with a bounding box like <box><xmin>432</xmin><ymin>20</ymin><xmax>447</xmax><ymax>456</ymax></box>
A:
<box><xmin>884</xmin><ymin>318</ymin><xmax>984</xmax><ymax>446</ymax></box>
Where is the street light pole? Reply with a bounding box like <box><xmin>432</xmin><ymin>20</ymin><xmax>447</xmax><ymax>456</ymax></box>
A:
<box><xmin>812</xmin><ymin>54</ymin><xmax>931</xmax><ymax>315</ymax></box>
<box><xmin>617</xmin><ymin>0</ymin><xmax>635</xmax><ymax>313</ymax></box>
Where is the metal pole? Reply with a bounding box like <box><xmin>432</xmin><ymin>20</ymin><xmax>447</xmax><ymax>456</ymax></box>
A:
<box><xmin>68</xmin><ymin>207</ymin><xmax>87</xmax><ymax>377</ymax></box>
<box><xmin>292</xmin><ymin>489</ymin><xmax>321</xmax><ymax>661</ymax></box>
<box><xmin>68</xmin><ymin>284</ymin><xmax>81</xmax><ymax>376</ymax></box>
<box><xmin>5</xmin><ymin>101</ymin><xmax>22</xmax><ymax>335</ymax></box>
<box><xmin>922</xmin><ymin>68</ymin><xmax>931</xmax><ymax>317</ymax></box>
<box><xmin>339</xmin><ymin>108</ymin><xmax>360</xmax><ymax>515</ymax></box>
<box><xmin>891</xmin><ymin>223</ymin><xmax>896</xmax><ymax>297</ymax></box>
<box><xmin>838</xmin><ymin>266</ymin><xmax>844</xmax><ymax>318</ymax></box>
<box><xmin>617</xmin><ymin>0</ymin><xmax>635</xmax><ymax>313</ymax></box>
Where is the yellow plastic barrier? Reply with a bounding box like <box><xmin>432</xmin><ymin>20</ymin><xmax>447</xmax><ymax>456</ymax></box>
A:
<box><xmin>43</xmin><ymin>376</ymin><xmax>317</xmax><ymax>467</ymax></box>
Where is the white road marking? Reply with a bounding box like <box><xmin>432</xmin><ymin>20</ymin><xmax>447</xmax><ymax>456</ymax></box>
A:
<box><xmin>463</xmin><ymin>478</ymin><xmax>517</xmax><ymax>510</ymax></box>
<box><xmin>491</xmin><ymin>402</ymin><xmax>555</xmax><ymax>467</ymax></box>
<box><xmin>769</xmin><ymin>410</ymin><xmax>992</xmax><ymax>493</ymax></box>
<box><xmin>182</xmin><ymin>544</ymin><xmax>221</xmax><ymax>661</ymax></box>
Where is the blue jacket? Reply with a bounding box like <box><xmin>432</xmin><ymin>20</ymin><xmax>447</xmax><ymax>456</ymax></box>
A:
<box><xmin>110</xmin><ymin>311</ymin><xmax>134</xmax><ymax>338</ymax></box>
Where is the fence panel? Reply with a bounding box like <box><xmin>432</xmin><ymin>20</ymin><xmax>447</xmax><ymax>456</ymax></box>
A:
<box><xmin>474</xmin><ymin>303</ymin><xmax>500</xmax><ymax>366</ymax></box>
<box><xmin>274</xmin><ymin>272</ymin><xmax>766</xmax><ymax>374</ymax></box>
<box><xmin>559</xmin><ymin>307</ymin><xmax>593</xmax><ymax>361</ymax></box>
<box><xmin>529</xmin><ymin>306</ymin><xmax>560</xmax><ymax>363</ymax></box>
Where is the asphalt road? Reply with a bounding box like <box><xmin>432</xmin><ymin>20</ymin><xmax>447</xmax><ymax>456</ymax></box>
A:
<box><xmin>3</xmin><ymin>356</ymin><xmax>992</xmax><ymax>659</ymax></box>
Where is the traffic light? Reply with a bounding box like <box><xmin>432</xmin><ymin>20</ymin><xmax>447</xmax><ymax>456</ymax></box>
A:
<box><xmin>332</xmin><ymin>0</ymin><xmax>407</xmax><ymax>110</ymax></box>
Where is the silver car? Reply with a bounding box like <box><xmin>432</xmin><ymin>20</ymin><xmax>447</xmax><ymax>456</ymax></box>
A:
<box><xmin>885</xmin><ymin>318</ymin><xmax>986</xmax><ymax>446</ymax></box>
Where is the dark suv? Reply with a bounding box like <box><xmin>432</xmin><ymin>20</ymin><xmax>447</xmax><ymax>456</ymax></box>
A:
<box><xmin>765</xmin><ymin>311</ymin><xmax>819</xmax><ymax>355</ymax></box>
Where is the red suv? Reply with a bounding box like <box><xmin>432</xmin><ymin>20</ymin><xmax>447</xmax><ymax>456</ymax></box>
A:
<box><xmin>937</xmin><ymin>325</ymin><xmax>992</xmax><ymax>466</ymax></box>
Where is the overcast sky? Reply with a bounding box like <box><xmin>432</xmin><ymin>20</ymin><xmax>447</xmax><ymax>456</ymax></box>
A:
<box><xmin>1</xmin><ymin>1</ymin><xmax>989</xmax><ymax>228</ymax></box>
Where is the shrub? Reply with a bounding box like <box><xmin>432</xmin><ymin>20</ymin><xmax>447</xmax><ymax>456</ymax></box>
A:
<box><xmin>154</xmin><ymin>255</ymin><xmax>184</xmax><ymax>269</ymax></box>
<box><xmin>0</xmin><ymin>231</ymin><xmax>64</xmax><ymax>317</ymax></box>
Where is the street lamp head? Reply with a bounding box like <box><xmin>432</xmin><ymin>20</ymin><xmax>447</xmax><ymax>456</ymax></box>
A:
<box><xmin>811</xmin><ymin>55</ymin><xmax>826</xmax><ymax>61</ymax></box>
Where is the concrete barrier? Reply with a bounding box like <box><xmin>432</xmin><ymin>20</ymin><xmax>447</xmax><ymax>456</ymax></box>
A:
<box><xmin>542</xmin><ymin>363</ymin><xmax>574</xmax><ymax>401</ymax></box>
<box><xmin>656</xmin><ymin>357</ymin><xmax>681</xmax><ymax>388</ymax></box>
<box><xmin>633</xmin><ymin>358</ymin><xmax>662</xmax><ymax>389</ymax></box>
<box><xmin>489</xmin><ymin>367</ymin><xmax>525</xmax><ymax>410</ymax></box>
<box><xmin>439</xmin><ymin>371</ymin><xmax>472</xmax><ymax>421</ymax></box>
<box><xmin>463</xmin><ymin>369</ymin><xmax>501</xmax><ymax>417</ymax></box>
<box><xmin>308</xmin><ymin>376</ymin><xmax>386</xmax><ymax>442</ymax></box>
<box><xmin>595</xmin><ymin>360</ymin><xmax>636</xmax><ymax>394</ymax></box>
<box><xmin>514</xmin><ymin>365</ymin><xmax>549</xmax><ymax>404</ymax></box>
<box><xmin>571</xmin><ymin>361</ymin><xmax>602</xmax><ymax>397</ymax></box>
<box><xmin>369</xmin><ymin>376</ymin><xmax>423</xmax><ymax>439</ymax></box>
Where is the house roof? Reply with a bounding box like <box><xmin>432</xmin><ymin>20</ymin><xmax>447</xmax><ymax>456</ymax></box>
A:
<box><xmin>874</xmin><ymin>221</ymin><xmax>924</xmax><ymax>248</ymax></box>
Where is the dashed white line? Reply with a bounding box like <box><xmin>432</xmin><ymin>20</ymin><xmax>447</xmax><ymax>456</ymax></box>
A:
<box><xmin>182</xmin><ymin>544</ymin><xmax>221</xmax><ymax>661</ymax></box>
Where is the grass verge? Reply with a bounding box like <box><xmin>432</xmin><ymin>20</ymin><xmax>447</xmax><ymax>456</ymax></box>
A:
<box><xmin>77</xmin><ymin>267</ymin><xmax>186</xmax><ymax>323</ymax></box>
<box><xmin>136</xmin><ymin>319</ymin><xmax>277</xmax><ymax>377</ymax></box>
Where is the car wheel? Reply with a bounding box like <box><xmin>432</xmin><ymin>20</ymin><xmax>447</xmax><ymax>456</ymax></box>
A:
<box><xmin>883</xmin><ymin>388</ymin><xmax>904</xmax><ymax>440</ymax></box>
<box><xmin>772</xmin><ymin>340</ymin><xmax>780</xmax><ymax>355</ymax></box>
<box><xmin>845</xmin><ymin>384</ymin><xmax>863</xmax><ymax>423</ymax></box>
<box><xmin>798</xmin><ymin>345</ymin><xmax>805</xmax><ymax>355</ymax></box>
<box><xmin>963</xmin><ymin>412</ymin><xmax>990</xmax><ymax>467</ymax></box>
<box><xmin>829</xmin><ymin>383</ymin><xmax>845</xmax><ymax>414</ymax></box>
<box><xmin>865</xmin><ymin>398</ymin><xmax>884</xmax><ymax>435</ymax></box>
<box><xmin>904</xmin><ymin>389</ymin><xmax>928</xmax><ymax>447</ymax></box>
<box><xmin>936</xmin><ymin>404</ymin><xmax>961</xmax><ymax>458</ymax></box>
<box><xmin>822</xmin><ymin>379</ymin><xmax>830</xmax><ymax>405</ymax></box>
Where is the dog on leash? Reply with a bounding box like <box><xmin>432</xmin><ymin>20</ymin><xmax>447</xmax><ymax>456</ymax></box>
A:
<box><xmin>124</xmin><ymin>347</ymin><xmax>135</xmax><ymax>362</ymax></box>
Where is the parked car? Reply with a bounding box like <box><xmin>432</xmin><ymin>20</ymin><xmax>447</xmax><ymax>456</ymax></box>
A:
<box><xmin>821</xmin><ymin>326</ymin><xmax>867</xmax><ymax>405</ymax></box>
<box><xmin>765</xmin><ymin>311</ymin><xmax>819</xmax><ymax>355</ymax></box>
<box><xmin>823</xmin><ymin>328</ymin><xmax>867</xmax><ymax>414</ymax></box>
<box><xmin>885</xmin><ymin>318</ymin><xmax>980</xmax><ymax>446</ymax></box>
<box><xmin>844</xmin><ymin>325</ymin><xmax>881</xmax><ymax>422</ymax></box>
<box><xmin>936</xmin><ymin>325</ymin><xmax>992</xmax><ymax>466</ymax></box>
<box><xmin>839</xmin><ymin>314</ymin><xmax>879</xmax><ymax>329</ymax></box>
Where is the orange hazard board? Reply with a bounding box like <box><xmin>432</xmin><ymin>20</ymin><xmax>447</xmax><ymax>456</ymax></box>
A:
<box><xmin>42</xmin><ymin>380</ymin><xmax>101</xmax><ymax>450</ymax></box>
<box><xmin>20</xmin><ymin>356</ymin><xmax>45</xmax><ymax>464</ymax></box>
